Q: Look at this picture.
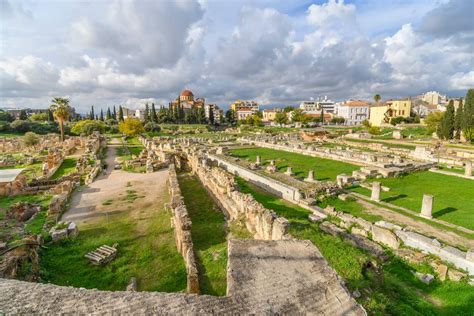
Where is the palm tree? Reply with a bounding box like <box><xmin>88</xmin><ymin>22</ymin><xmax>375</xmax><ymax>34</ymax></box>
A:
<box><xmin>374</xmin><ymin>94</ymin><xmax>381</xmax><ymax>104</ymax></box>
<box><xmin>50</xmin><ymin>97</ymin><xmax>71</xmax><ymax>141</ymax></box>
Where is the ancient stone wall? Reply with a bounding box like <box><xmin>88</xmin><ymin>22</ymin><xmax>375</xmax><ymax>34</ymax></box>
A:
<box><xmin>187</xmin><ymin>153</ymin><xmax>289</xmax><ymax>240</ymax></box>
<box><xmin>167</xmin><ymin>164</ymin><xmax>199</xmax><ymax>294</ymax></box>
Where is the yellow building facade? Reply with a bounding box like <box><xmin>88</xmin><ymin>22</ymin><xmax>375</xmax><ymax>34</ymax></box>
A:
<box><xmin>369</xmin><ymin>99</ymin><xmax>411</xmax><ymax>126</ymax></box>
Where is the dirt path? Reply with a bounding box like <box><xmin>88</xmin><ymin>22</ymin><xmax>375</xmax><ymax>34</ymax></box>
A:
<box><xmin>62</xmin><ymin>142</ymin><xmax>169</xmax><ymax>226</ymax></box>
<box><xmin>353</xmin><ymin>197</ymin><xmax>474</xmax><ymax>249</ymax></box>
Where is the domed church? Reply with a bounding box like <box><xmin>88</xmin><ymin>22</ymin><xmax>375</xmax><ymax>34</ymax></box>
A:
<box><xmin>170</xmin><ymin>89</ymin><xmax>205</xmax><ymax>110</ymax></box>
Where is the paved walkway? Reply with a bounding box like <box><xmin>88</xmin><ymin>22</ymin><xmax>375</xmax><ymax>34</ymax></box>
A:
<box><xmin>62</xmin><ymin>140</ymin><xmax>168</xmax><ymax>225</ymax></box>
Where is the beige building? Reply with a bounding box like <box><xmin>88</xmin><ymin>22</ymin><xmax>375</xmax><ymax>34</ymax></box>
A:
<box><xmin>369</xmin><ymin>99</ymin><xmax>411</xmax><ymax>126</ymax></box>
<box><xmin>422</xmin><ymin>91</ymin><xmax>446</xmax><ymax>105</ymax></box>
<box><xmin>231</xmin><ymin>100</ymin><xmax>259</xmax><ymax>113</ymax></box>
<box><xmin>262</xmin><ymin>109</ymin><xmax>281</xmax><ymax>122</ymax></box>
<box><xmin>236</xmin><ymin>107</ymin><xmax>254</xmax><ymax>120</ymax></box>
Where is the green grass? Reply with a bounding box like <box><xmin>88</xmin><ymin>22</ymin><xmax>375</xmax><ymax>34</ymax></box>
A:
<box><xmin>318</xmin><ymin>197</ymin><xmax>384</xmax><ymax>223</ymax></box>
<box><xmin>178</xmin><ymin>174</ymin><xmax>228</xmax><ymax>296</ymax></box>
<box><xmin>350</xmin><ymin>171</ymin><xmax>474</xmax><ymax>230</ymax></box>
<box><xmin>236</xmin><ymin>178</ymin><xmax>474</xmax><ymax>315</ymax></box>
<box><xmin>40</xmin><ymin>197</ymin><xmax>187</xmax><ymax>292</ymax></box>
<box><xmin>346</xmin><ymin>138</ymin><xmax>417</xmax><ymax>150</ymax></box>
<box><xmin>229</xmin><ymin>147</ymin><xmax>359</xmax><ymax>181</ymax></box>
<box><xmin>51</xmin><ymin>157</ymin><xmax>77</xmax><ymax>180</ymax></box>
<box><xmin>402</xmin><ymin>127</ymin><xmax>430</xmax><ymax>139</ymax></box>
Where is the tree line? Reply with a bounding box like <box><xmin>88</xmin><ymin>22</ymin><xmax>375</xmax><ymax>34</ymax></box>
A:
<box><xmin>436</xmin><ymin>89</ymin><xmax>474</xmax><ymax>141</ymax></box>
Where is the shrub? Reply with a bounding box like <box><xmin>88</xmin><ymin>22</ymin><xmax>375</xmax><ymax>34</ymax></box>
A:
<box><xmin>10</xmin><ymin>120</ymin><xmax>30</xmax><ymax>133</ymax></box>
<box><xmin>23</xmin><ymin>132</ymin><xmax>40</xmax><ymax>146</ymax></box>
<box><xmin>118</xmin><ymin>118</ymin><xmax>144</xmax><ymax>137</ymax></box>
<box><xmin>0</xmin><ymin>121</ymin><xmax>10</xmax><ymax>132</ymax></box>
<box><xmin>0</xmin><ymin>111</ymin><xmax>14</xmax><ymax>122</ymax></box>
<box><xmin>29</xmin><ymin>112</ymin><xmax>49</xmax><ymax>122</ymax></box>
<box><xmin>71</xmin><ymin>120</ymin><xmax>105</xmax><ymax>136</ymax></box>
<box><xmin>390</xmin><ymin>116</ymin><xmax>405</xmax><ymax>126</ymax></box>
<box><xmin>362</xmin><ymin>119</ymin><xmax>371</xmax><ymax>128</ymax></box>
<box><xmin>368</xmin><ymin>126</ymin><xmax>381</xmax><ymax>135</ymax></box>
<box><xmin>144</xmin><ymin>122</ymin><xmax>161</xmax><ymax>133</ymax></box>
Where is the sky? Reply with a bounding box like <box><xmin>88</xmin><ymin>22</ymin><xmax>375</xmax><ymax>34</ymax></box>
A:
<box><xmin>0</xmin><ymin>0</ymin><xmax>473</xmax><ymax>113</ymax></box>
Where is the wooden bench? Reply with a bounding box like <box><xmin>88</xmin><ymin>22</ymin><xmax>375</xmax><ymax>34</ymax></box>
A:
<box><xmin>85</xmin><ymin>244</ymin><xmax>118</xmax><ymax>265</ymax></box>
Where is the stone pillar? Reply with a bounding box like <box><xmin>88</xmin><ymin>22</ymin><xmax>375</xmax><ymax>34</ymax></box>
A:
<box><xmin>465</xmin><ymin>161</ymin><xmax>472</xmax><ymax>177</ymax></box>
<box><xmin>270</xmin><ymin>160</ymin><xmax>275</xmax><ymax>166</ymax></box>
<box><xmin>371</xmin><ymin>182</ymin><xmax>381</xmax><ymax>202</ymax></box>
<box><xmin>420</xmin><ymin>194</ymin><xmax>434</xmax><ymax>219</ymax></box>
<box><xmin>256</xmin><ymin>155</ymin><xmax>261</xmax><ymax>166</ymax></box>
<box><xmin>336</xmin><ymin>175</ymin><xmax>344</xmax><ymax>188</ymax></box>
<box><xmin>304</xmin><ymin>170</ymin><xmax>315</xmax><ymax>182</ymax></box>
<box><xmin>285</xmin><ymin>167</ymin><xmax>293</xmax><ymax>176</ymax></box>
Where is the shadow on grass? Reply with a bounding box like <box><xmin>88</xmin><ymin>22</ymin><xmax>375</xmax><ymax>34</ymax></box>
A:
<box><xmin>382</xmin><ymin>194</ymin><xmax>407</xmax><ymax>203</ymax></box>
<box><xmin>433</xmin><ymin>207</ymin><xmax>457</xmax><ymax>219</ymax></box>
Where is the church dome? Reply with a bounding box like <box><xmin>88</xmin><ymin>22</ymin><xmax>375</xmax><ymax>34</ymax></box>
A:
<box><xmin>180</xmin><ymin>90</ymin><xmax>194</xmax><ymax>97</ymax></box>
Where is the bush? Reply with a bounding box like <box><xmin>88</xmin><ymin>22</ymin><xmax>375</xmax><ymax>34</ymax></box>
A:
<box><xmin>71</xmin><ymin>120</ymin><xmax>105</xmax><ymax>136</ymax></box>
<box><xmin>362</xmin><ymin>119</ymin><xmax>371</xmax><ymax>128</ymax></box>
<box><xmin>368</xmin><ymin>126</ymin><xmax>381</xmax><ymax>135</ymax></box>
<box><xmin>105</xmin><ymin>124</ymin><xmax>119</xmax><ymax>134</ymax></box>
<box><xmin>390</xmin><ymin>116</ymin><xmax>405</xmax><ymax>126</ymax></box>
<box><xmin>0</xmin><ymin>121</ymin><xmax>10</xmax><ymax>132</ymax></box>
<box><xmin>118</xmin><ymin>118</ymin><xmax>144</xmax><ymax>137</ymax></box>
<box><xmin>144</xmin><ymin>122</ymin><xmax>161</xmax><ymax>133</ymax></box>
<box><xmin>0</xmin><ymin>111</ymin><xmax>14</xmax><ymax>122</ymax></box>
<box><xmin>10</xmin><ymin>120</ymin><xmax>30</xmax><ymax>133</ymax></box>
<box><xmin>29</xmin><ymin>112</ymin><xmax>49</xmax><ymax>122</ymax></box>
<box><xmin>23</xmin><ymin>132</ymin><xmax>40</xmax><ymax>146</ymax></box>
<box><xmin>30</xmin><ymin>122</ymin><xmax>59</xmax><ymax>134</ymax></box>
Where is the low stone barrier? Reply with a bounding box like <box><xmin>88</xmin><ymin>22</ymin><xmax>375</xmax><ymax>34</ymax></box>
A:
<box><xmin>167</xmin><ymin>164</ymin><xmax>199</xmax><ymax>294</ymax></box>
<box><xmin>188</xmin><ymin>153</ymin><xmax>289</xmax><ymax>240</ymax></box>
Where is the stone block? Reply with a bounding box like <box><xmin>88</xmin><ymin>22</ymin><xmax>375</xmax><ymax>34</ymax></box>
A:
<box><xmin>67</xmin><ymin>222</ymin><xmax>79</xmax><ymax>238</ymax></box>
<box><xmin>51</xmin><ymin>228</ymin><xmax>68</xmax><ymax>242</ymax></box>
<box><xmin>371</xmin><ymin>226</ymin><xmax>400</xmax><ymax>249</ymax></box>
<box><xmin>448</xmin><ymin>269</ymin><xmax>466</xmax><ymax>282</ymax></box>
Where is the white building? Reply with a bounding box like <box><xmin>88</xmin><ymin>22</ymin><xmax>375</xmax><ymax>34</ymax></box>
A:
<box><xmin>135</xmin><ymin>109</ymin><xmax>145</xmax><ymax>120</ymax></box>
<box><xmin>335</xmin><ymin>100</ymin><xmax>370</xmax><ymax>125</ymax></box>
<box><xmin>299</xmin><ymin>96</ymin><xmax>335</xmax><ymax>113</ymax></box>
<box><xmin>422</xmin><ymin>91</ymin><xmax>447</xmax><ymax>105</ymax></box>
<box><xmin>236</xmin><ymin>107</ymin><xmax>254</xmax><ymax>120</ymax></box>
<box><xmin>205</xmin><ymin>104</ymin><xmax>223</xmax><ymax>123</ymax></box>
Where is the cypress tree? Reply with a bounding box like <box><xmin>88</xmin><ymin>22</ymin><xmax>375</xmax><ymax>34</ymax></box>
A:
<box><xmin>106</xmin><ymin>107</ymin><xmax>111</xmax><ymax>120</ymax></box>
<box><xmin>19</xmin><ymin>109</ymin><xmax>28</xmax><ymax>120</ymax></box>
<box><xmin>113</xmin><ymin>106</ymin><xmax>117</xmax><ymax>120</ymax></box>
<box><xmin>209</xmin><ymin>106</ymin><xmax>215</xmax><ymax>125</ymax></box>
<box><xmin>90</xmin><ymin>106</ymin><xmax>95</xmax><ymax>120</ymax></box>
<box><xmin>151</xmin><ymin>103</ymin><xmax>158</xmax><ymax>123</ymax></box>
<box><xmin>144</xmin><ymin>103</ymin><xmax>149</xmax><ymax>122</ymax></box>
<box><xmin>48</xmin><ymin>109</ymin><xmax>54</xmax><ymax>122</ymax></box>
<box><xmin>462</xmin><ymin>89</ymin><xmax>474</xmax><ymax>141</ymax></box>
<box><xmin>119</xmin><ymin>106</ymin><xmax>124</xmax><ymax>121</ymax></box>
<box><xmin>197</xmin><ymin>107</ymin><xmax>206</xmax><ymax>124</ymax></box>
<box><xmin>100</xmin><ymin>109</ymin><xmax>104</xmax><ymax>121</ymax></box>
<box><xmin>439</xmin><ymin>100</ymin><xmax>455</xmax><ymax>139</ymax></box>
<box><xmin>320</xmin><ymin>107</ymin><xmax>324</xmax><ymax>124</ymax></box>
<box><xmin>454</xmin><ymin>99</ymin><xmax>463</xmax><ymax>139</ymax></box>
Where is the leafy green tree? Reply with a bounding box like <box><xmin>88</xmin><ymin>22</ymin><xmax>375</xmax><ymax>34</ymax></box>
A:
<box><xmin>144</xmin><ymin>122</ymin><xmax>161</xmax><ymax>133</ymax></box>
<box><xmin>425</xmin><ymin>111</ymin><xmax>443</xmax><ymax>134</ymax></box>
<box><xmin>151</xmin><ymin>103</ymin><xmax>158</xmax><ymax>123</ymax></box>
<box><xmin>29</xmin><ymin>112</ymin><xmax>48</xmax><ymax>121</ymax></box>
<box><xmin>362</xmin><ymin>119</ymin><xmax>371</xmax><ymax>128</ymax></box>
<box><xmin>50</xmin><ymin>97</ymin><xmax>72</xmax><ymax>141</ymax></box>
<box><xmin>118</xmin><ymin>117</ymin><xmax>144</xmax><ymax>137</ymax></box>
<box><xmin>48</xmin><ymin>110</ymin><xmax>54</xmax><ymax>122</ymax></box>
<box><xmin>274</xmin><ymin>111</ymin><xmax>288</xmax><ymax>125</ymax></box>
<box><xmin>118</xmin><ymin>106</ymin><xmax>124</xmax><ymax>121</ymax></box>
<box><xmin>283</xmin><ymin>106</ymin><xmax>294</xmax><ymax>113</ymax></box>
<box><xmin>437</xmin><ymin>100</ymin><xmax>455</xmax><ymax>139</ymax></box>
<box><xmin>0</xmin><ymin>110</ymin><xmax>14</xmax><ymax>122</ymax></box>
<box><xmin>197</xmin><ymin>107</ymin><xmax>206</xmax><ymax>124</ymax></box>
<box><xmin>71</xmin><ymin>119</ymin><xmax>105</xmax><ymax>135</ymax></box>
<box><xmin>291</xmin><ymin>108</ymin><xmax>308</xmax><ymax>122</ymax></box>
<box><xmin>225</xmin><ymin>109</ymin><xmax>236</xmax><ymax>124</ymax></box>
<box><xmin>158</xmin><ymin>106</ymin><xmax>168</xmax><ymax>123</ymax></box>
<box><xmin>19</xmin><ymin>110</ymin><xmax>28</xmax><ymax>120</ymax></box>
<box><xmin>461</xmin><ymin>89</ymin><xmax>474</xmax><ymax>141</ymax></box>
<box><xmin>10</xmin><ymin>120</ymin><xmax>30</xmax><ymax>133</ymax></box>
<box><xmin>106</xmin><ymin>107</ymin><xmax>112</xmax><ymax>120</ymax></box>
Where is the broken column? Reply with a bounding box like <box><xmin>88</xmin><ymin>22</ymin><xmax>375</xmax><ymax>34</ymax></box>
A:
<box><xmin>371</xmin><ymin>182</ymin><xmax>381</xmax><ymax>202</ymax></box>
<box><xmin>420</xmin><ymin>194</ymin><xmax>434</xmax><ymax>219</ymax></box>
<box><xmin>256</xmin><ymin>155</ymin><xmax>261</xmax><ymax>166</ymax></box>
<box><xmin>465</xmin><ymin>161</ymin><xmax>472</xmax><ymax>177</ymax></box>
<box><xmin>284</xmin><ymin>166</ymin><xmax>293</xmax><ymax>176</ymax></box>
<box><xmin>304</xmin><ymin>170</ymin><xmax>315</xmax><ymax>182</ymax></box>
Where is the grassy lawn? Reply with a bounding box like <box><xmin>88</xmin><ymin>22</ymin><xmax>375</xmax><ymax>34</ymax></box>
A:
<box><xmin>51</xmin><ymin>157</ymin><xmax>77</xmax><ymax>180</ymax></box>
<box><xmin>229</xmin><ymin>147</ymin><xmax>359</xmax><ymax>181</ymax></box>
<box><xmin>346</xmin><ymin>138</ymin><xmax>417</xmax><ymax>150</ymax></box>
<box><xmin>317</xmin><ymin>197</ymin><xmax>384</xmax><ymax>223</ymax></box>
<box><xmin>350</xmin><ymin>171</ymin><xmax>474</xmax><ymax>230</ymax></box>
<box><xmin>178</xmin><ymin>173</ymin><xmax>228</xmax><ymax>296</ymax></box>
<box><xmin>236</xmin><ymin>178</ymin><xmax>474</xmax><ymax>315</ymax></box>
<box><xmin>40</xmin><ymin>192</ymin><xmax>187</xmax><ymax>292</ymax></box>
